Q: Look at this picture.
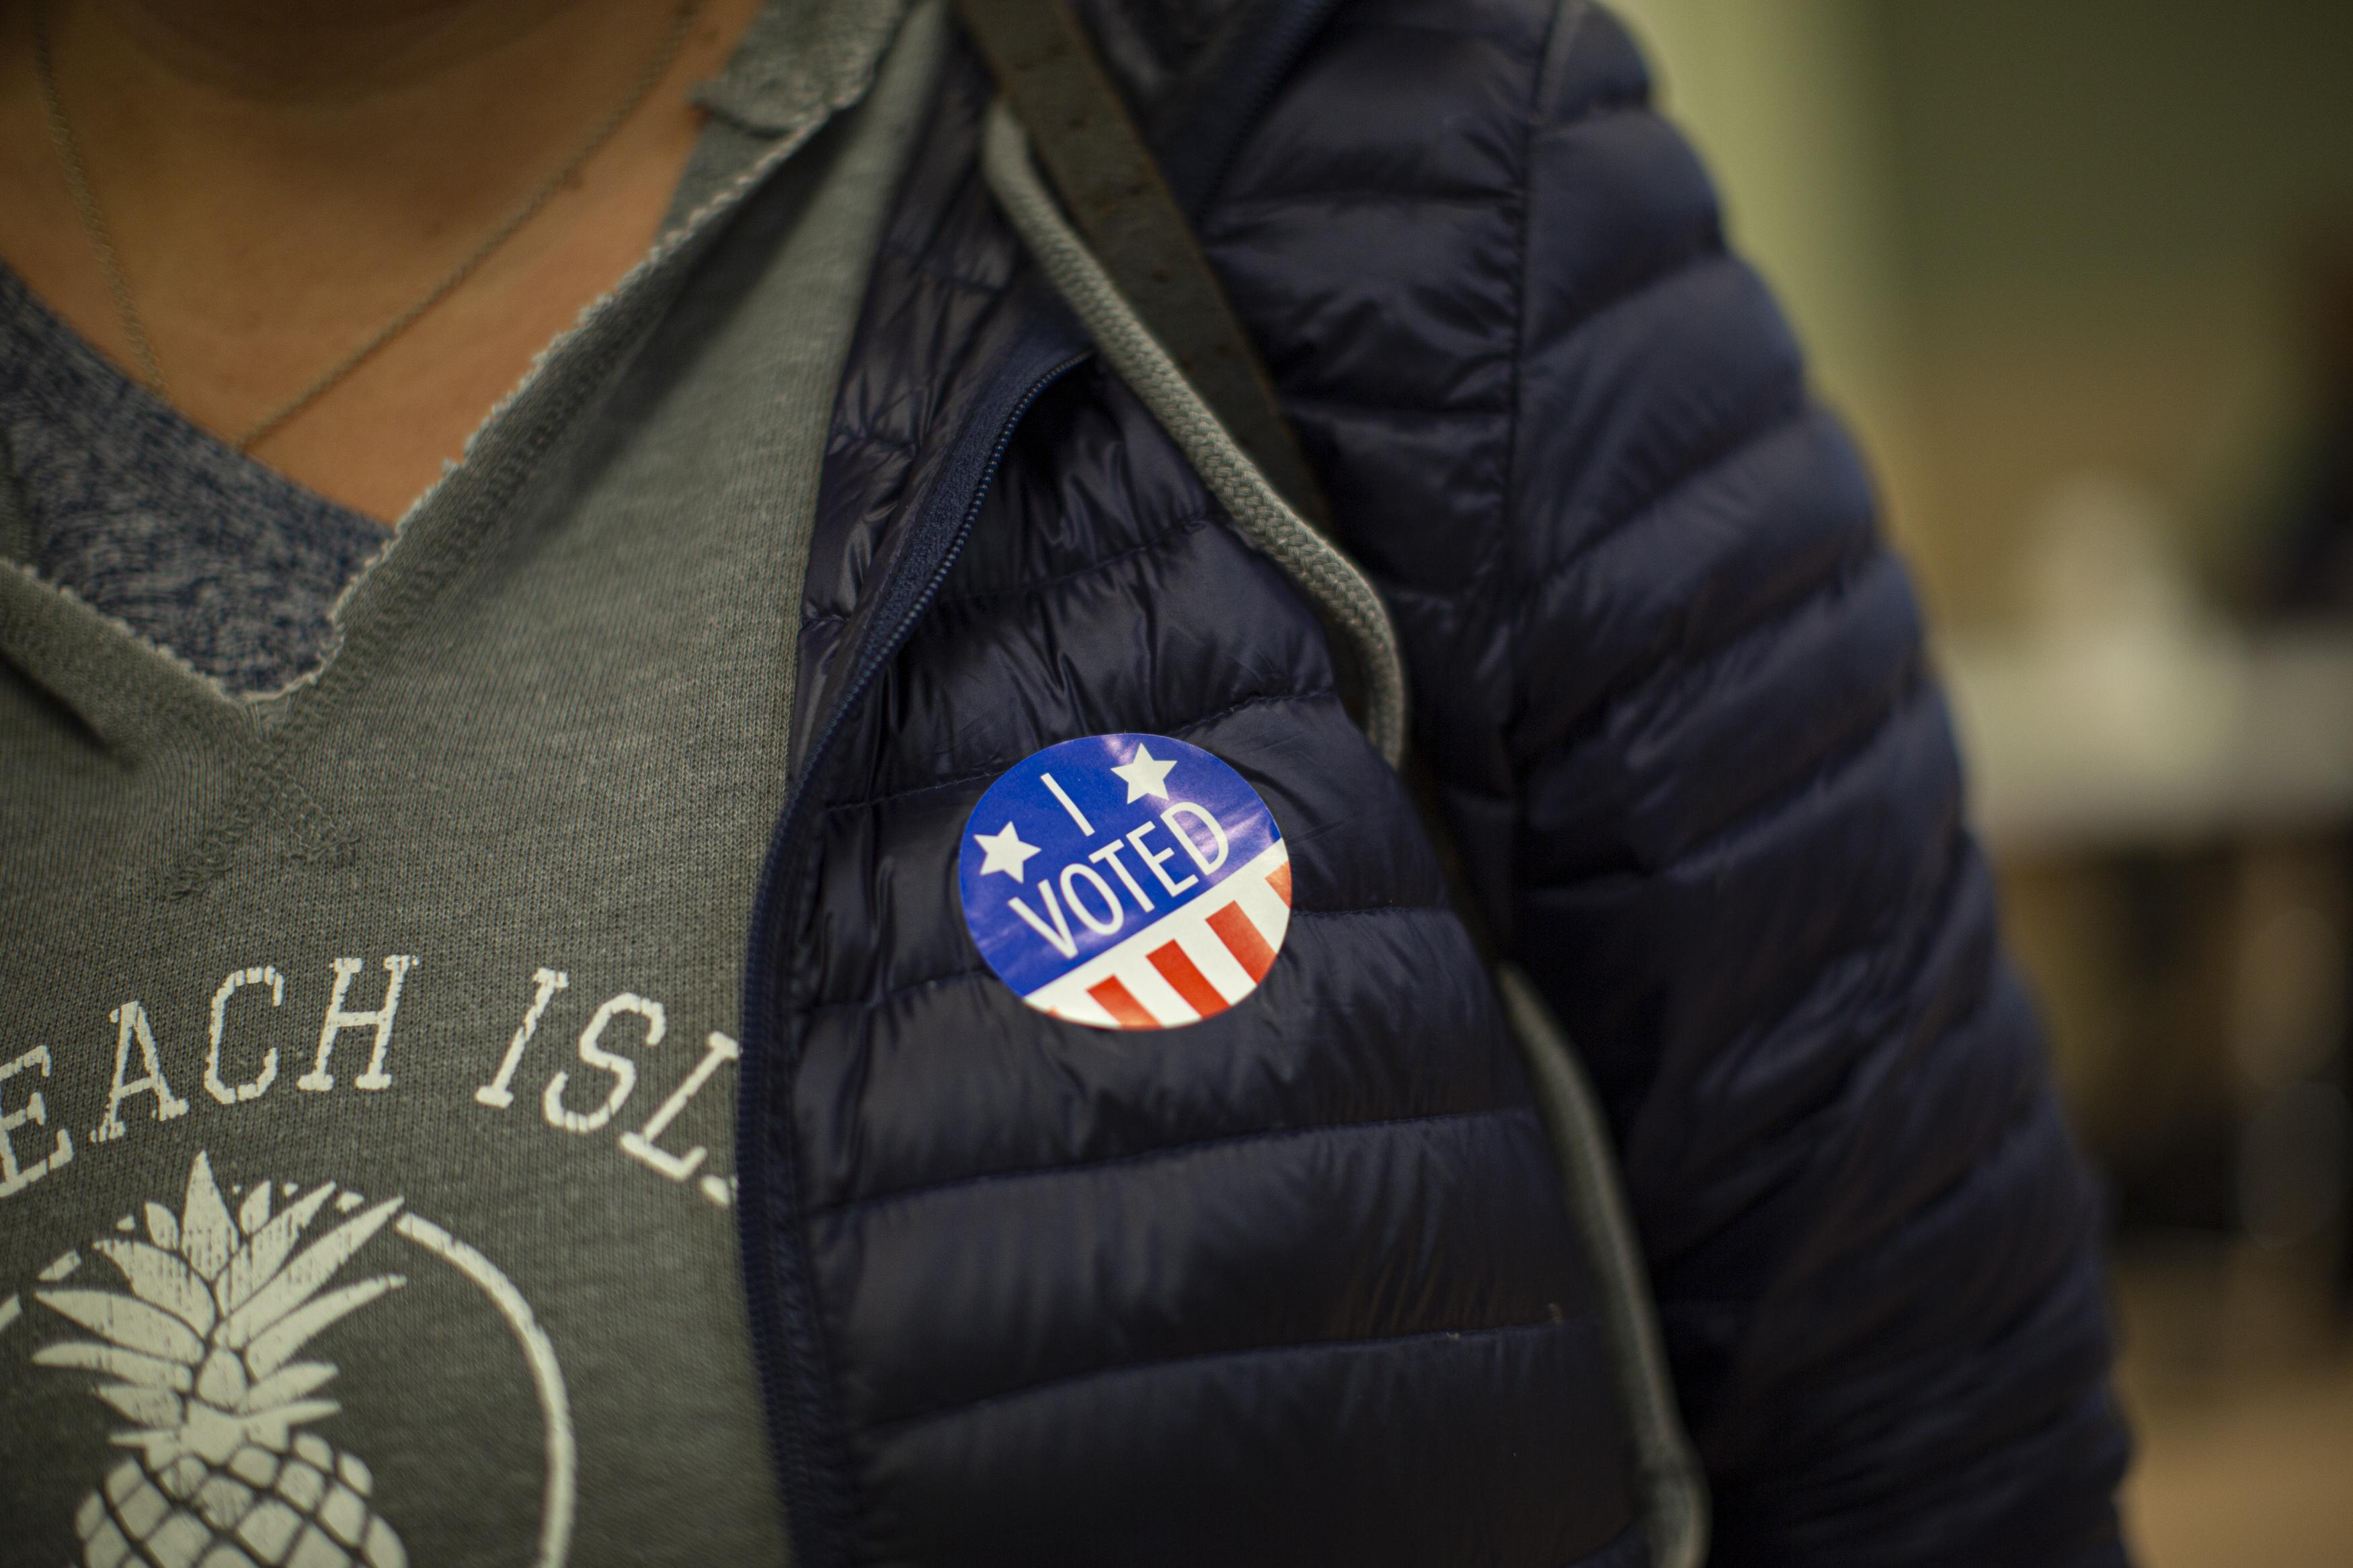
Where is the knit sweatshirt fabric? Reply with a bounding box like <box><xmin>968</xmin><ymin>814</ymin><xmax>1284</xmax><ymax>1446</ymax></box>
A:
<box><xmin>0</xmin><ymin>3</ymin><xmax>940</xmax><ymax>1563</ymax></box>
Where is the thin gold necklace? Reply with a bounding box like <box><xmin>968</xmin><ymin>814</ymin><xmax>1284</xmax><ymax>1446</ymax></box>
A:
<box><xmin>33</xmin><ymin>0</ymin><xmax>703</xmax><ymax>452</ymax></box>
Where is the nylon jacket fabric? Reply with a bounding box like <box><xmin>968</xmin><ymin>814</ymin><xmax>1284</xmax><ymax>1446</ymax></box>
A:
<box><xmin>738</xmin><ymin>2</ymin><xmax>2132</xmax><ymax>1564</ymax></box>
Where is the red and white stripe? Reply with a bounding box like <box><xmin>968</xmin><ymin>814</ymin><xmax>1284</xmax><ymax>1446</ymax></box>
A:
<box><xmin>1025</xmin><ymin>840</ymin><xmax>1293</xmax><ymax>1029</ymax></box>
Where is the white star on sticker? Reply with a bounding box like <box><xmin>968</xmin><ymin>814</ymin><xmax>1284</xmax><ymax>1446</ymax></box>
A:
<box><xmin>1111</xmin><ymin>742</ymin><xmax>1178</xmax><ymax>803</ymax></box>
<box><xmin>973</xmin><ymin>821</ymin><xmax>1041</xmax><ymax>882</ymax></box>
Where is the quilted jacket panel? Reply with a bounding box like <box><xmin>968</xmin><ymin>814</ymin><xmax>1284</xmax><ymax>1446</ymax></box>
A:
<box><xmin>735</xmin><ymin>3</ymin><xmax>2131</xmax><ymax>1566</ymax></box>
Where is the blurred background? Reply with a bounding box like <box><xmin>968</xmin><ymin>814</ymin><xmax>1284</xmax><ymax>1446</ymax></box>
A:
<box><xmin>1607</xmin><ymin>1</ymin><xmax>2353</xmax><ymax>1562</ymax></box>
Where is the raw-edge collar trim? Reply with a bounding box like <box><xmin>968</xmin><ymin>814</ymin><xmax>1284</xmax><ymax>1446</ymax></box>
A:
<box><xmin>693</xmin><ymin>0</ymin><xmax>914</xmax><ymax>136</ymax></box>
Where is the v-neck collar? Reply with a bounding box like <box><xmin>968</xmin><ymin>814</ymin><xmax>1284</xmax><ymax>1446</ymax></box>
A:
<box><xmin>0</xmin><ymin>0</ymin><xmax>911</xmax><ymax>741</ymax></box>
<box><xmin>0</xmin><ymin>0</ymin><xmax>925</xmax><ymax>909</ymax></box>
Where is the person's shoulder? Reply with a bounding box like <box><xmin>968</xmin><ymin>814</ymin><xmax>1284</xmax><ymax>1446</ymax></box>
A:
<box><xmin>1078</xmin><ymin>0</ymin><xmax>1647</xmax><ymax>150</ymax></box>
<box><xmin>1287</xmin><ymin>0</ymin><xmax>1677</xmax><ymax>160</ymax></box>
<box><xmin>1185</xmin><ymin>0</ymin><xmax>1680</xmax><ymax>231</ymax></box>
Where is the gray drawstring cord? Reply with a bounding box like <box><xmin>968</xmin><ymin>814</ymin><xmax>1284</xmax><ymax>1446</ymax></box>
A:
<box><xmin>1499</xmin><ymin>964</ymin><xmax>1712</xmax><ymax>1568</ymax></box>
<box><xmin>980</xmin><ymin>101</ymin><xmax>1408</xmax><ymax>769</ymax></box>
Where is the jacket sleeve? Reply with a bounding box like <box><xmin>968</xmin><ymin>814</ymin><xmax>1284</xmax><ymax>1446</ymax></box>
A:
<box><xmin>1485</xmin><ymin>12</ymin><xmax>2130</xmax><ymax>1563</ymax></box>
<box><xmin>1206</xmin><ymin>2</ymin><xmax>2134</xmax><ymax>1561</ymax></box>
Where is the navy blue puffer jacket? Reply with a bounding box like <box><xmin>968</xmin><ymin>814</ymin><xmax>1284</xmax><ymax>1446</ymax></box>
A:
<box><xmin>735</xmin><ymin>2</ymin><xmax>2132</xmax><ymax>1563</ymax></box>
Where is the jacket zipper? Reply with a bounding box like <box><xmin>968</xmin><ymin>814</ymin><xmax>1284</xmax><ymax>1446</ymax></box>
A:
<box><xmin>735</xmin><ymin>320</ymin><xmax>1087</xmax><ymax>1568</ymax></box>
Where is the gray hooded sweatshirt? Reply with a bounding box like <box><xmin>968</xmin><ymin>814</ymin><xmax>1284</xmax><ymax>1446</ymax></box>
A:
<box><xmin>0</xmin><ymin>3</ymin><xmax>948</xmax><ymax>1563</ymax></box>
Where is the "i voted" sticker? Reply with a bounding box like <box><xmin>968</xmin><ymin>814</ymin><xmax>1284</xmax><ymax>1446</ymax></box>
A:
<box><xmin>958</xmin><ymin>733</ymin><xmax>1293</xmax><ymax>1030</ymax></box>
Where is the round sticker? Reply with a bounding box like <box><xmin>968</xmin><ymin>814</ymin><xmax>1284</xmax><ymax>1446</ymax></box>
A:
<box><xmin>958</xmin><ymin>733</ymin><xmax>1292</xmax><ymax>1030</ymax></box>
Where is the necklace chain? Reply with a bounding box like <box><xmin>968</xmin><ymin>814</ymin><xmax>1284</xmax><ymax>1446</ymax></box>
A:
<box><xmin>33</xmin><ymin>0</ymin><xmax>703</xmax><ymax>453</ymax></box>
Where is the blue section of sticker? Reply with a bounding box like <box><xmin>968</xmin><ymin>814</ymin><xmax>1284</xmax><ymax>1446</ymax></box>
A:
<box><xmin>957</xmin><ymin>733</ymin><xmax>1292</xmax><ymax>1030</ymax></box>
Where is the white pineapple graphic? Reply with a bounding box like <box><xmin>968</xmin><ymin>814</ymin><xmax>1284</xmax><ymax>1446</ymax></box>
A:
<box><xmin>32</xmin><ymin>1151</ymin><xmax>410</xmax><ymax>1568</ymax></box>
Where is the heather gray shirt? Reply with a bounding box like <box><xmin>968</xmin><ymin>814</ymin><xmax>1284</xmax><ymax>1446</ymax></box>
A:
<box><xmin>0</xmin><ymin>261</ymin><xmax>391</xmax><ymax>697</ymax></box>
<box><xmin>0</xmin><ymin>5</ymin><xmax>941</xmax><ymax>1565</ymax></box>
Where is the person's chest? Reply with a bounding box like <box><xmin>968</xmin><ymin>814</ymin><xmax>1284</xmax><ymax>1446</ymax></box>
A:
<box><xmin>0</xmin><ymin>448</ymin><xmax>805</xmax><ymax>1563</ymax></box>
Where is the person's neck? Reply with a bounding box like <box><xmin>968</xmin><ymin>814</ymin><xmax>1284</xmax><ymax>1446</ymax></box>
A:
<box><xmin>79</xmin><ymin>0</ymin><xmax>635</xmax><ymax>105</ymax></box>
<box><xmin>39</xmin><ymin>0</ymin><xmax>699</xmax><ymax>264</ymax></box>
<box><xmin>0</xmin><ymin>0</ymin><xmax>764</xmax><ymax>522</ymax></box>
